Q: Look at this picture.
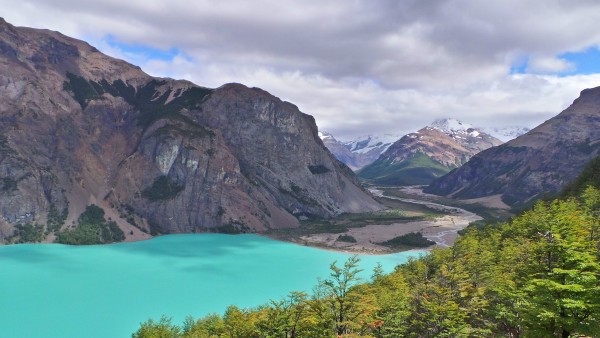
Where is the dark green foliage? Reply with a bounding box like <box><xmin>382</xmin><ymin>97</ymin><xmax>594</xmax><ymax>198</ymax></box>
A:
<box><xmin>141</xmin><ymin>176</ymin><xmax>185</xmax><ymax>201</ymax></box>
<box><xmin>63</xmin><ymin>72</ymin><xmax>103</xmax><ymax>108</ymax></box>
<box><xmin>576</xmin><ymin>138</ymin><xmax>596</xmax><ymax>154</ymax></box>
<box><xmin>336</xmin><ymin>234</ymin><xmax>357</xmax><ymax>243</ymax></box>
<box><xmin>213</xmin><ymin>219</ymin><xmax>251</xmax><ymax>234</ymax></box>
<box><xmin>63</xmin><ymin>73</ymin><xmax>213</xmax><ymax>129</ymax></box>
<box><xmin>121</xmin><ymin>80</ymin><xmax>212</xmax><ymax>129</ymax></box>
<box><xmin>147</xmin><ymin>219</ymin><xmax>164</xmax><ymax>236</ymax></box>
<box><xmin>378</xmin><ymin>232</ymin><xmax>435</xmax><ymax>248</ymax></box>
<box><xmin>308</xmin><ymin>165</ymin><xmax>331</xmax><ymax>174</ymax></box>
<box><xmin>0</xmin><ymin>177</ymin><xmax>17</xmax><ymax>192</ymax></box>
<box><xmin>358</xmin><ymin>153</ymin><xmax>450</xmax><ymax>186</ymax></box>
<box><xmin>279</xmin><ymin>183</ymin><xmax>320</xmax><ymax>208</ymax></box>
<box><xmin>46</xmin><ymin>203</ymin><xmax>68</xmax><ymax>233</ymax></box>
<box><xmin>56</xmin><ymin>204</ymin><xmax>125</xmax><ymax>245</ymax></box>
<box><xmin>562</xmin><ymin>155</ymin><xmax>600</xmax><ymax>197</ymax></box>
<box><xmin>11</xmin><ymin>223</ymin><xmax>45</xmax><ymax>243</ymax></box>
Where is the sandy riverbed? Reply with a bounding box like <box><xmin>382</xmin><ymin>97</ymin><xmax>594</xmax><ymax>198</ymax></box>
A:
<box><xmin>296</xmin><ymin>186</ymin><xmax>482</xmax><ymax>254</ymax></box>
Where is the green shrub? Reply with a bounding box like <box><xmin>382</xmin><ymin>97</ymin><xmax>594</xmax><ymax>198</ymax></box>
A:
<box><xmin>336</xmin><ymin>234</ymin><xmax>357</xmax><ymax>243</ymax></box>
<box><xmin>11</xmin><ymin>223</ymin><xmax>45</xmax><ymax>243</ymax></box>
<box><xmin>141</xmin><ymin>176</ymin><xmax>185</xmax><ymax>201</ymax></box>
<box><xmin>308</xmin><ymin>165</ymin><xmax>331</xmax><ymax>174</ymax></box>
<box><xmin>56</xmin><ymin>205</ymin><xmax>124</xmax><ymax>245</ymax></box>
<box><xmin>378</xmin><ymin>232</ymin><xmax>435</xmax><ymax>248</ymax></box>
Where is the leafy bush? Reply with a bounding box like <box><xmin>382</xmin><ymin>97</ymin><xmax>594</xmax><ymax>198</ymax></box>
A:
<box><xmin>0</xmin><ymin>177</ymin><xmax>17</xmax><ymax>192</ymax></box>
<box><xmin>56</xmin><ymin>205</ymin><xmax>124</xmax><ymax>245</ymax></box>
<box><xmin>308</xmin><ymin>165</ymin><xmax>331</xmax><ymax>174</ymax></box>
<box><xmin>11</xmin><ymin>223</ymin><xmax>45</xmax><ymax>243</ymax></box>
<box><xmin>141</xmin><ymin>176</ymin><xmax>185</xmax><ymax>201</ymax></box>
<box><xmin>378</xmin><ymin>231</ymin><xmax>436</xmax><ymax>248</ymax></box>
<box><xmin>336</xmin><ymin>234</ymin><xmax>357</xmax><ymax>243</ymax></box>
<box><xmin>46</xmin><ymin>203</ymin><xmax>68</xmax><ymax>233</ymax></box>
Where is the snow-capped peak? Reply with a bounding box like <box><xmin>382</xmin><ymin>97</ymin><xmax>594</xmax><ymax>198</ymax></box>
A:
<box><xmin>343</xmin><ymin>134</ymin><xmax>402</xmax><ymax>154</ymax></box>
<box><xmin>480</xmin><ymin>126</ymin><xmax>530</xmax><ymax>142</ymax></box>
<box><xmin>430</xmin><ymin>118</ymin><xmax>473</xmax><ymax>133</ymax></box>
<box><xmin>318</xmin><ymin>131</ymin><xmax>334</xmax><ymax>141</ymax></box>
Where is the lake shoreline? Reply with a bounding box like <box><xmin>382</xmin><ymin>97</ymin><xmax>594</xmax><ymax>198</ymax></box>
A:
<box><xmin>2</xmin><ymin>187</ymin><xmax>483</xmax><ymax>257</ymax></box>
<box><xmin>262</xmin><ymin>186</ymin><xmax>483</xmax><ymax>255</ymax></box>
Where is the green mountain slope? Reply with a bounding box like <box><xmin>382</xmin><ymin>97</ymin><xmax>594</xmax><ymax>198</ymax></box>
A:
<box><xmin>358</xmin><ymin>152</ymin><xmax>450</xmax><ymax>185</ymax></box>
<box><xmin>358</xmin><ymin>121</ymin><xmax>501</xmax><ymax>186</ymax></box>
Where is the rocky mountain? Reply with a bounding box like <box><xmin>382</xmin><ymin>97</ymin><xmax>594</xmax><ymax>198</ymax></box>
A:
<box><xmin>318</xmin><ymin>131</ymin><xmax>359</xmax><ymax>169</ymax></box>
<box><xmin>426</xmin><ymin>88</ymin><xmax>600</xmax><ymax>207</ymax></box>
<box><xmin>358</xmin><ymin>119</ymin><xmax>502</xmax><ymax>185</ymax></box>
<box><xmin>319</xmin><ymin>131</ymin><xmax>400</xmax><ymax>170</ymax></box>
<box><xmin>0</xmin><ymin>18</ymin><xmax>381</xmax><ymax>243</ymax></box>
<box><xmin>481</xmin><ymin>126</ymin><xmax>530</xmax><ymax>142</ymax></box>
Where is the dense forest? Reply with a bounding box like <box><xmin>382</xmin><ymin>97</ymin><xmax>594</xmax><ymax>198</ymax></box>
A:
<box><xmin>133</xmin><ymin>159</ymin><xmax>600</xmax><ymax>337</ymax></box>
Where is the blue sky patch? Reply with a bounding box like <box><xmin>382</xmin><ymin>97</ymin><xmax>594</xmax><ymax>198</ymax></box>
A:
<box><xmin>559</xmin><ymin>47</ymin><xmax>600</xmax><ymax>75</ymax></box>
<box><xmin>511</xmin><ymin>47</ymin><xmax>600</xmax><ymax>76</ymax></box>
<box><xmin>103</xmin><ymin>35</ymin><xmax>180</xmax><ymax>61</ymax></box>
<box><xmin>510</xmin><ymin>56</ymin><xmax>529</xmax><ymax>75</ymax></box>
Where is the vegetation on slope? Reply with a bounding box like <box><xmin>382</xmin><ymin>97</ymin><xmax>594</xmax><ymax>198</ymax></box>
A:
<box><xmin>142</xmin><ymin>176</ymin><xmax>185</xmax><ymax>201</ymax></box>
<box><xmin>562</xmin><ymin>155</ymin><xmax>600</xmax><ymax>197</ymax></box>
<box><xmin>63</xmin><ymin>73</ymin><xmax>213</xmax><ymax>128</ymax></box>
<box><xmin>56</xmin><ymin>205</ymin><xmax>124</xmax><ymax>245</ymax></box>
<box><xmin>266</xmin><ymin>206</ymin><xmax>443</xmax><ymax>244</ymax></box>
<box><xmin>358</xmin><ymin>152</ymin><xmax>450</xmax><ymax>186</ymax></box>
<box><xmin>377</xmin><ymin>232</ymin><xmax>435</xmax><ymax>249</ymax></box>
<box><xmin>133</xmin><ymin>184</ymin><xmax>600</xmax><ymax>337</ymax></box>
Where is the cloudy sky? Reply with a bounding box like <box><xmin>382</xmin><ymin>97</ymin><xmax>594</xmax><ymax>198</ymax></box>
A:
<box><xmin>3</xmin><ymin>0</ymin><xmax>600</xmax><ymax>140</ymax></box>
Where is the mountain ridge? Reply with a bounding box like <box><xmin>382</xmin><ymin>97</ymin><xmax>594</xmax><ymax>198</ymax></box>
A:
<box><xmin>425</xmin><ymin>87</ymin><xmax>600</xmax><ymax>207</ymax></box>
<box><xmin>0</xmin><ymin>18</ymin><xmax>381</xmax><ymax>243</ymax></box>
<box><xmin>358</xmin><ymin>119</ymin><xmax>502</xmax><ymax>185</ymax></box>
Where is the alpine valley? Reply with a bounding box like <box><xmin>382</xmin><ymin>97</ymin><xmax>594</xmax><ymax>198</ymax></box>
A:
<box><xmin>1</xmin><ymin>15</ymin><xmax>600</xmax><ymax>338</ymax></box>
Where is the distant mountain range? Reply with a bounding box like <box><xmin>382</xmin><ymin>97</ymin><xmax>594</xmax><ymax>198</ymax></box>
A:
<box><xmin>426</xmin><ymin>88</ymin><xmax>600</xmax><ymax>208</ymax></box>
<box><xmin>321</xmin><ymin>121</ymin><xmax>528</xmax><ymax>171</ymax></box>
<box><xmin>481</xmin><ymin>126</ymin><xmax>531</xmax><ymax>142</ymax></box>
<box><xmin>0</xmin><ymin>18</ymin><xmax>381</xmax><ymax>244</ymax></box>
<box><xmin>318</xmin><ymin>131</ymin><xmax>400</xmax><ymax>170</ymax></box>
<box><xmin>357</xmin><ymin>118</ymin><xmax>503</xmax><ymax>185</ymax></box>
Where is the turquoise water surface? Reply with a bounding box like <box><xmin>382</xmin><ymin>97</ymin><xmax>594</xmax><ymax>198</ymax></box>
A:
<box><xmin>0</xmin><ymin>234</ymin><xmax>424</xmax><ymax>337</ymax></box>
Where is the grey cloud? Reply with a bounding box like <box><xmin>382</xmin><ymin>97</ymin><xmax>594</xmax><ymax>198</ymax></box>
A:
<box><xmin>2</xmin><ymin>0</ymin><xmax>600</xmax><ymax>138</ymax></box>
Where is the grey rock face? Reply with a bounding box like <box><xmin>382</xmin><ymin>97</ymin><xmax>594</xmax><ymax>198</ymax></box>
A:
<box><xmin>426</xmin><ymin>88</ymin><xmax>600</xmax><ymax>207</ymax></box>
<box><xmin>0</xmin><ymin>18</ymin><xmax>381</xmax><ymax>243</ymax></box>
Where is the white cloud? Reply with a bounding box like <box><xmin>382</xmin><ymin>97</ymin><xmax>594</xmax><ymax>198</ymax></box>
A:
<box><xmin>2</xmin><ymin>0</ymin><xmax>600</xmax><ymax>138</ymax></box>
<box><xmin>527</xmin><ymin>56</ymin><xmax>575</xmax><ymax>74</ymax></box>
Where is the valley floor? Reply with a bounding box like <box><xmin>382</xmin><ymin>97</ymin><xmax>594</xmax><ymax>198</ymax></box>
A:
<box><xmin>266</xmin><ymin>186</ymin><xmax>507</xmax><ymax>254</ymax></box>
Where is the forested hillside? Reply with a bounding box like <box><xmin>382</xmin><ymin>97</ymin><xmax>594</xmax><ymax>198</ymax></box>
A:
<box><xmin>133</xmin><ymin>159</ymin><xmax>600</xmax><ymax>337</ymax></box>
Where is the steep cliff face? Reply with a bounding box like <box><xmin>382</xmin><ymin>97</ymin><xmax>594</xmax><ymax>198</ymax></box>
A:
<box><xmin>358</xmin><ymin>119</ymin><xmax>502</xmax><ymax>185</ymax></box>
<box><xmin>426</xmin><ymin>88</ymin><xmax>600</xmax><ymax>207</ymax></box>
<box><xmin>0</xmin><ymin>18</ymin><xmax>381</xmax><ymax>243</ymax></box>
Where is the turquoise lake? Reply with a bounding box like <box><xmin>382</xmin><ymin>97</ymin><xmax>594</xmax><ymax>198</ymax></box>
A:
<box><xmin>0</xmin><ymin>234</ymin><xmax>425</xmax><ymax>337</ymax></box>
